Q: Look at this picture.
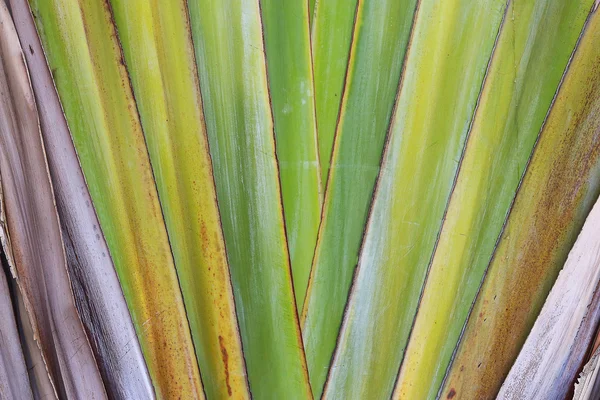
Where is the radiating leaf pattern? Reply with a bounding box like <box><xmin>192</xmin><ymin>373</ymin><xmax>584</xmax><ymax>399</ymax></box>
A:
<box><xmin>441</xmin><ymin>4</ymin><xmax>600</xmax><ymax>397</ymax></box>
<box><xmin>0</xmin><ymin>0</ymin><xmax>597</xmax><ymax>398</ymax></box>
<box><xmin>261</xmin><ymin>0</ymin><xmax>322</xmax><ymax>311</ymax></box>
<box><xmin>394</xmin><ymin>1</ymin><xmax>593</xmax><ymax>398</ymax></box>
<box><xmin>188</xmin><ymin>0</ymin><xmax>312</xmax><ymax>398</ymax></box>
<box><xmin>319</xmin><ymin>0</ymin><xmax>507</xmax><ymax>398</ymax></box>
<box><xmin>108</xmin><ymin>0</ymin><xmax>249</xmax><ymax>397</ymax></box>
<box><xmin>28</xmin><ymin>0</ymin><xmax>204</xmax><ymax>396</ymax></box>
<box><xmin>301</xmin><ymin>0</ymin><xmax>418</xmax><ymax>396</ymax></box>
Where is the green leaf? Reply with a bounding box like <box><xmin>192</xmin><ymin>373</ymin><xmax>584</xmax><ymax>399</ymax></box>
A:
<box><xmin>8</xmin><ymin>2</ymin><xmax>154</xmax><ymax>396</ymax></box>
<box><xmin>108</xmin><ymin>0</ymin><xmax>249</xmax><ymax>397</ymax></box>
<box><xmin>316</xmin><ymin>0</ymin><xmax>507</xmax><ymax>398</ymax></box>
<box><xmin>28</xmin><ymin>0</ymin><xmax>205</xmax><ymax>396</ymax></box>
<box><xmin>301</xmin><ymin>0</ymin><xmax>418</xmax><ymax>397</ymax></box>
<box><xmin>498</xmin><ymin>190</ymin><xmax>600</xmax><ymax>399</ymax></box>
<box><xmin>394</xmin><ymin>1</ymin><xmax>593</xmax><ymax>398</ymax></box>
<box><xmin>311</xmin><ymin>0</ymin><xmax>358</xmax><ymax>184</ymax></box>
<box><xmin>260</xmin><ymin>0</ymin><xmax>322</xmax><ymax>310</ymax></box>
<box><xmin>441</xmin><ymin>4</ymin><xmax>600</xmax><ymax>397</ymax></box>
<box><xmin>187</xmin><ymin>1</ymin><xmax>312</xmax><ymax>398</ymax></box>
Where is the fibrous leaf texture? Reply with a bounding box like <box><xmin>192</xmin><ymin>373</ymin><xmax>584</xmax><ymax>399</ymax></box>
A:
<box><xmin>27</xmin><ymin>0</ymin><xmax>204</xmax><ymax>396</ymax></box>
<box><xmin>8</xmin><ymin>2</ymin><xmax>154</xmax><ymax>397</ymax></box>
<box><xmin>107</xmin><ymin>0</ymin><xmax>249</xmax><ymax>397</ymax></box>
<box><xmin>498</xmin><ymin>183</ymin><xmax>600</xmax><ymax>399</ymax></box>
<box><xmin>0</xmin><ymin>3</ymin><xmax>106</xmax><ymax>397</ymax></box>
<box><xmin>187</xmin><ymin>0</ymin><xmax>312</xmax><ymax>398</ymax></box>
<box><xmin>0</xmin><ymin>254</ymin><xmax>31</xmax><ymax>400</ymax></box>
<box><xmin>394</xmin><ymin>0</ymin><xmax>593</xmax><ymax>397</ymax></box>
<box><xmin>441</xmin><ymin>2</ymin><xmax>600</xmax><ymax>397</ymax></box>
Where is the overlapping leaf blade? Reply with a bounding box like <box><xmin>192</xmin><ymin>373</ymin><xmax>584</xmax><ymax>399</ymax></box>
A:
<box><xmin>301</xmin><ymin>0</ymin><xmax>418</xmax><ymax>397</ymax></box>
<box><xmin>498</xmin><ymin>191</ymin><xmax>600</xmax><ymax>399</ymax></box>
<box><xmin>8</xmin><ymin>2</ymin><xmax>154</xmax><ymax>397</ymax></box>
<box><xmin>394</xmin><ymin>1</ymin><xmax>593</xmax><ymax>398</ymax></box>
<box><xmin>0</xmin><ymin>255</ymin><xmax>32</xmax><ymax>400</ymax></box>
<box><xmin>260</xmin><ymin>0</ymin><xmax>322</xmax><ymax>310</ymax></box>
<box><xmin>108</xmin><ymin>0</ymin><xmax>249</xmax><ymax>397</ymax></box>
<box><xmin>8</xmin><ymin>274</ymin><xmax>57</xmax><ymax>400</ymax></box>
<box><xmin>28</xmin><ymin>0</ymin><xmax>204</xmax><ymax>396</ymax></box>
<box><xmin>317</xmin><ymin>0</ymin><xmax>507</xmax><ymax>398</ymax></box>
<box><xmin>0</xmin><ymin>4</ymin><xmax>106</xmax><ymax>396</ymax></box>
<box><xmin>311</xmin><ymin>0</ymin><xmax>357</xmax><ymax>184</ymax></box>
<box><xmin>187</xmin><ymin>0</ymin><xmax>312</xmax><ymax>398</ymax></box>
<box><xmin>2</xmin><ymin>0</ymin><xmax>598</xmax><ymax>398</ymax></box>
<box><xmin>441</xmin><ymin>5</ymin><xmax>600</xmax><ymax>397</ymax></box>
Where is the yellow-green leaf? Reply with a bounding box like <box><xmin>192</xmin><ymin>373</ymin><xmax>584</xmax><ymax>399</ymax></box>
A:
<box><xmin>108</xmin><ymin>0</ymin><xmax>249</xmax><ymax>398</ymax></box>
<box><xmin>311</xmin><ymin>0</ymin><xmax>358</xmax><ymax>184</ymax></box>
<box><xmin>393</xmin><ymin>1</ymin><xmax>593</xmax><ymax>398</ymax></box>
<box><xmin>301</xmin><ymin>0</ymin><xmax>418</xmax><ymax>396</ymax></box>
<box><xmin>28</xmin><ymin>0</ymin><xmax>204</xmax><ymax>397</ymax></box>
<box><xmin>188</xmin><ymin>0</ymin><xmax>312</xmax><ymax>398</ymax></box>
<box><xmin>441</xmin><ymin>4</ymin><xmax>600</xmax><ymax>397</ymax></box>
<box><xmin>260</xmin><ymin>0</ymin><xmax>322</xmax><ymax>310</ymax></box>
<box><xmin>317</xmin><ymin>0</ymin><xmax>507</xmax><ymax>398</ymax></box>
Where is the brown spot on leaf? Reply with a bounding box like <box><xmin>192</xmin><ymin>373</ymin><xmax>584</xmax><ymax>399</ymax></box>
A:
<box><xmin>447</xmin><ymin>388</ymin><xmax>456</xmax><ymax>399</ymax></box>
<box><xmin>218</xmin><ymin>335</ymin><xmax>232</xmax><ymax>396</ymax></box>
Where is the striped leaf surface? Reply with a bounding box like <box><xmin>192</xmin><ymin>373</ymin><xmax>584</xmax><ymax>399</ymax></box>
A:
<box><xmin>28</xmin><ymin>0</ymin><xmax>204</xmax><ymax>396</ymax></box>
<box><xmin>261</xmin><ymin>0</ymin><xmax>322</xmax><ymax>310</ymax></box>
<box><xmin>188</xmin><ymin>0</ymin><xmax>312</xmax><ymax>398</ymax></box>
<box><xmin>8</xmin><ymin>2</ymin><xmax>154</xmax><ymax>397</ymax></box>
<box><xmin>8</xmin><ymin>275</ymin><xmax>57</xmax><ymax>399</ymax></box>
<box><xmin>498</xmin><ymin>184</ymin><xmax>600</xmax><ymax>399</ymax></box>
<box><xmin>0</xmin><ymin>252</ymin><xmax>32</xmax><ymax>400</ymax></box>
<box><xmin>108</xmin><ymin>0</ymin><xmax>249</xmax><ymax>397</ymax></box>
<box><xmin>394</xmin><ymin>1</ymin><xmax>593</xmax><ymax>398</ymax></box>
<box><xmin>441</xmin><ymin>4</ymin><xmax>600</xmax><ymax>397</ymax></box>
<box><xmin>0</xmin><ymin>5</ymin><xmax>105</xmax><ymax>396</ymax></box>
<box><xmin>320</xmin><ymin>0</ymin><xmax>507</xmax><ymax>398</ymax></box>
<box><xmin>311</xmin><ymin>0</ymin><xmax>358</xmax><ymax>184</ymax></box>
<box><xmin>301</xmin><ymin>0</ymin><xmax>418</xmax><ymax>397</ymax></box>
